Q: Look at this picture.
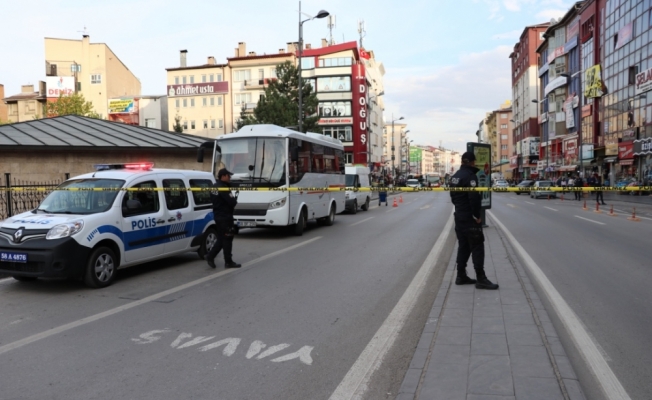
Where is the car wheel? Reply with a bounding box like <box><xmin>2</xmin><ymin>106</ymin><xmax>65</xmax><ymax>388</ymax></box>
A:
<box><xmin>293</xmin><ymin>209</ymin><xmax>306</xmax><ymax>236</ymax></box>
<box><xmin>516</xmin><ymin>193</ymin><xmax>521</xmax><ymax>195</ymax></box>
<box><xmin>361</xmin><ymin>197</ymin><xmax>370</xmax><ymax>211</ymax></box>
<box><xmin>13</xmin><ymin>276</ymin><xmax>38</xmax><ymax>282</ymax></box>
<box><xmin>323</xmin><ymin>204</ymin><xmax>336</xmax><ymax>226</ymax></box>
<box><xmin>351</xmin><ymin>200</ymin><xmax>358</xmax><ymax>214</ymax></box>
<box><xmin>198</xmin><ymin>226</ymin><xmax>218</xmax><ymax>260</ymax></box>
<box><xmin>84</xmin><ymin>246</ymin><xmax>118</xmax><ymax>288</ymax></box>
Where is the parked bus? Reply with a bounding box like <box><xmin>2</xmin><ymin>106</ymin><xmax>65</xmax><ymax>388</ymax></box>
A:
<box><xmin>197</xmin><ymin>124</ymin><xmax>346</xmax><ymax>236</ymax></box>
<box><xmin>424</xmin><ymin>173</ymin><xmax>442</xmax><ymax>187</ymax></box>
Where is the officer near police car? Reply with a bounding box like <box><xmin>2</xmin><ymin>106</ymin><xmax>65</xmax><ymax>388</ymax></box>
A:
<box><xmin>206</xmin><ymin>168</ymin><xmax>241</xmax><ymax>269</ymax></box>
<box><xmin>449</xmin><ymin>152</ymin><xmax>499</xmax><ymax>290</ymax></box>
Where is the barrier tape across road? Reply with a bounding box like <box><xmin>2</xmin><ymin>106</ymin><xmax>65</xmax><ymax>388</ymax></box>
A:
<box><xmin>1</xmin><ymin>186</ymin><xmax>651</xmax><ymax>192</ymax></box>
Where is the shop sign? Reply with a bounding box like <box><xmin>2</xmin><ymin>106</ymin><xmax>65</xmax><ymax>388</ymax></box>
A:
<box><xmin>544</xmin><ymin>75</ymin><xmax>568</xmax><ymax>96</ymax></box>
<box><xmin>618</xmin><ymin>142</ymin><xmax>634</xmax><ymax>159</ymax></box>
<box><xmin>318</xmin><ymin>117</ymin><xmax>353</xmax><ymax>125</ymax></box>
<box><xmin>584</xmin><ymin>65</ymin><xmax>605</xmax><ymax>98</ymax></box>
<box><xmin>614</xmin><ymin>22</ymin><xmax>634</xmax><ymax>50</ymax></box>
<box><xmin>605</xmin><ymin>138</ymin><xmax>618</xmax><ymax>155</ymax></box>
<box><xmin>108</xmin><ymin>98</ymin><xmax>135</xmax><ymax>114</ymax></box>
<box><xmin>622</xmin><ymin>129</ymin><xmax>636</xmax><ymax>141</ymax></box>
<box><xmin>510</xmin><ymin>156</ymin><xmax>518</xmax><ymax>168</ymax></box>
<box><xmin>581</xmin><ymin>104</ymin><xmax>592</xmax><ymax>118</ymax></box>
<box><xmin>538</xmin><ymin>112</ymin><xmax>548</xmax><ymax>124</ymax></box>
<box><xmin>635</xmin><ymin>67</ymin><xmax>652</xmax><ymax>95</ymax></box>
<box><xmin>581</xmin><ymin>144</ymin><xmax>594</xmax><ymax>160</ymax></box>
<box><xmin>572</xmin><ymin>95</ymin><xmax>579</xmax><ymax>108</ymax></box>
<box><xmin>351</xmin><ymin>63</ymin><xmax>368</xmax><ymax>164</ymax></box>
<box><xmin>537</xmin><ymin>160</ymin><xmax>547</xmax><ymax>171</ymax></box>
<box><xmin>633</xmin><ymin>137</ymin><xmax>652</xmax><ymax>155</ymax></box>
<box><xmin>564</xmin><ymin>96</ymin><xmax>575</xmax><ymax>129</ymax></box>
<box><xmin>46</xmin><ymin>76</ymin><xmax>75</xmax><ymax>98</ymax></box>
<box><xmin>547</xmin><ymin>46</ymin><xmax>565</xmax><ymax>64</ymax></box>
<box><xmin>167</xmin><ymin>82</ymin><xmax>228</xmax><ymax>97</ymax></box>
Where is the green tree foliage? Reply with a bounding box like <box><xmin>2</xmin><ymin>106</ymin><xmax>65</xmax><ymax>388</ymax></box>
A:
<box><xmin>173</xmin><ymin>115</ymin><xmax>184</xmax><ymax>133</ymax></box>
<box><xmin>46</xmin><ymin>92</ymin><xmax>101</xmax><ymax>119</ymax></box>
<box><xmin>236</xmin><ymin>61</ymin><xmax>319</xmax><ymax>132</ymax></box>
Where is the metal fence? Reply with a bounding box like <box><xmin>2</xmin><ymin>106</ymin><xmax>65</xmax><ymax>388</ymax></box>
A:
<box><xmin>1</xmin><ymin>173</ymin><xmax>66</xmax><ymax>220</ymax></box>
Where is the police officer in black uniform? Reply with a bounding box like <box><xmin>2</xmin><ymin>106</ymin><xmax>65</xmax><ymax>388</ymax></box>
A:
<box><xmin>449</xmin><ymin>152</ymin><xmax>499</xmax><ymax>290</ymax></box>
<box><xmin>206</xmin><ymin>168</ymin><xmax>241</xmax><ymax>269</ymax></box>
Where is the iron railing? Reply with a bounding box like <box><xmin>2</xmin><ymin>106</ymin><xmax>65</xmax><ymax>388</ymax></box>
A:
<box><xmin>1</xmin><ymin>173</ymin><xmax>65</xmax><ymax>220</ymax></box>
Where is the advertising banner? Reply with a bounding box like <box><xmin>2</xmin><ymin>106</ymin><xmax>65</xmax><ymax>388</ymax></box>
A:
<box><xmin>108</xmin><ymin>98</ymin><xmax>136</xmax><ymax>114</ymax></box>
<box><xmin>618</xmin><ymin>142</ymin><xmax>634</xmax><ymax>159</ymax></box>
<box><xmin>167</xmin><ymin>81</ymin><xmax>228</xmax><ymax>97</ymax></box>
<box><xmin>633</xmin><ymin>137</ymin><xmax>652</xmax><ymax>155</ymax></box>
<box><xmin>614</xmin><ymin>22</ymin><xmax>633</xmax><ymax>50</ymax></box>
<box><xmin>351</xmin><ymin>63</ymin><xmax>367</xmax><ymax>164</ymax></box>
<box><xmin>635</xmin><ymin>67</ymin><xmax>652</xmax><ymax>95</ymax></box>
<box><xmin>581</xmin><ymin>144</ymin><xmax>594</xmax><ymax>160</ymax></box>
<box><xmin>467</xmin><ymin>142</ymin><xmax>491</xmax><ymax>209</ymax></box>
<box><xmin>605</xmin><ymin>138</ymin><xmax>618</xmax><ymax>156</ymax></box>
<box><xmin>584</xmin><ymin>65</ymin><xmax>605</xmax><ymax>98</ymax></box>
<box><xmin>564</xmin><ymin>96</ymin><xmax>575</xmax><ymax>129</ymax></box>
<box><xmin>318</xmin><ymin>117</ymin><xmax>353</xmax><ymax>125</ymax></box>
<box><xmin>46</xmin><ymin>76</ymin><xmax>75</xmax><ymax>98</ymax></box>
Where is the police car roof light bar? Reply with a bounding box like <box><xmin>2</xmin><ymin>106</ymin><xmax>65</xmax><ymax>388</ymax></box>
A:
<box><xmin>93</xmin><ymin>162</ymin><xmax>154</xmax><ymax>171</ymax></box>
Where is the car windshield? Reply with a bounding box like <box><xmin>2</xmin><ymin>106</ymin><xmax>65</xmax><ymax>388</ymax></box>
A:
<box><xmin>407</xmin><ymin>180</ymin><xmax>419</xmax><ymax>185</ymax></box>
<box><xmin>37</xmin><ymin>179</ymin><xmax>125</xmax><ymax>214</ymax></box>
<box><xmin>345</xmin><ymin>175</ymin><xmax>356</xmax><ymax>186</ymax></box>
<box><xmin>538</xmin><ymin>181</ymin><xmax>552</xmax><ymax>187</ymax></box>
<box><xmin>217</xmin><ymin>138</ymin><xmax>286</xmax><ymax>187</ymax></box>
<box><xmin>518</xmin><ymin>181</ymin><xmax>533</xmax><ymax>186</ymax></box>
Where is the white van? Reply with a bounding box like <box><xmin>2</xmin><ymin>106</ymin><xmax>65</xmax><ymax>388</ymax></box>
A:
<box><xmin>345</xmin><ymin>166</ymin><xmax>371</xmax><ymax>213</ymax></box>
<box><xmin>0</xmin><ymin>163</ymin><xmax>217</xmax><ymax>288</ymax></box>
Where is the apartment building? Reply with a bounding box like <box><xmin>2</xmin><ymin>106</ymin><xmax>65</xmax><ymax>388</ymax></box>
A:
<box><xmin>0</xmin><ymin>84</ymin><xmax>8</xmax><ymax>122</ymax></box>
<box><xmin>383</xmin><ymin>122</ymin><xmax>408</xmax><ymax>177</ymax></box>
<box><xmin>2</xmin><ymin>83</ymin><xmax>47</xmax><ymax>123</ymax></box>
<box><xmin>485</xmin><ymin>101</ymin><xmax>513</xmax><ymax>178</ymax></box>
<box><xmin>165</xmin><ymin>51</ymin><xmax>230</xmax><ymax>137</ymax></box>
<box><xmin>44</xmin><ymin>35</ymin><xmax>141</xmax><ymax>117</ymax></box>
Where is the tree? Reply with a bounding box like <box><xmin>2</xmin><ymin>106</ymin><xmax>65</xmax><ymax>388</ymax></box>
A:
<box><xmin>46</xmin><ymin>92</ymin><xmax>101</xmax><ymax>118</ymax></box>
<box><xmin>0</xmin><ymin>119</ymin><xmax>11</xmax><ymax>126</ymax></box>
<box><xmin>236</xmin><ymin>61</ymin><xmax>319</xmax><ymax>133</ymax></box>
<box><xmin>173</xmin><ymin>115</ymin><xmax>184</xmax><ymax>133</ymax></box>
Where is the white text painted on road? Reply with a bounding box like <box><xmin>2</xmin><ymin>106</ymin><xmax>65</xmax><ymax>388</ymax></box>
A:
<box><xmin>574</xmin><ymin>215</ymin><xmax>606</xmax><ymax>225</ymax></box>
<box><xmin>132</xmin><ymin>330</ymin><xmax>314</xmax><ymax>365</ymax></box>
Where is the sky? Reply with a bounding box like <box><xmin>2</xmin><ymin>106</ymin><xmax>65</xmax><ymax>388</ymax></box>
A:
<box><xmin>0</xmin><ymin>0</ymin><xmax>573</xmax><ymax>152</ymax></box>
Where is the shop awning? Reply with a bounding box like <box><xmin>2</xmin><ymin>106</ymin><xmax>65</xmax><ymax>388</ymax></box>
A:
<box><xmin>619</xmin><ymin>159</ymin><xmax>634</xmax><ymax>166</ymax></box>
<box><xmin>558</xmin><ymin>165</ymin><xmax>577</xmax><ymax>171</ymax></box>
<box><xmin>603</xmin><ymin>157</ymin><xmax>617</xmax><ymax>163</ymax></box>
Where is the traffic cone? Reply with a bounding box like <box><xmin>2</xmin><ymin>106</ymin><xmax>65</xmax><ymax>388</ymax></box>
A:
<box><xmin>608</xmin><ymin>205</ymin><xmax>617</xmax><ymax>216</ymax></box>
<box><xmin>393</xmin><ymin>197</ymin><xmax>398</xmax><ymax>207</ymax></box>
<box><xmin>582</xmin><ymin>200</ymin><xmax>587</xmax><ymax>210</ymax></box>
<box><xmin>399</xmin><ymin>195</ymin><xmax>403</xmax><ymax>203</ymax></box>
<box><xmin>594</xmin><ymin>201</ymin><xmax>602</xmax><ymax>214</ymax></box>
<box><xmin>627</xmin><ymin>207</ymin><xmax>641</xmax><ymax>221</ymax></box>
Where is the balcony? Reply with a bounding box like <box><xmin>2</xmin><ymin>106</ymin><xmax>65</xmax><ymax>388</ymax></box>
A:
<box><xmin>244</xmin><ymin>78</ymin><xmax>276</xmax><ymax>90</ymax></box>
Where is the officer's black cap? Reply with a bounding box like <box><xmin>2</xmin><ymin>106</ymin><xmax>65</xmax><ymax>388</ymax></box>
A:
<box><xmin>461</xmin><ymin>151</ymin><xmax>476</xmax><ymax>162</ymax></box>
<box><xmin>217</xmin><ymin>168</ymin><xmax>233</xmax><ymax>178</ymax></box>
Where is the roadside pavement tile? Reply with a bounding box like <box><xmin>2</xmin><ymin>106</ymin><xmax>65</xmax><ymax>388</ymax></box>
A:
<box><xmin>431</xmin><ymin>344</ymin><xmax>470</xmax><ymax>365</ymax></box>
<box><xmin>494</xmin><ymin>276</ymin><xmax>520</xmax><ymax>285</ymax></box>
<box><xmin>446</xmin><ymin>299</ymin><xmax>475</xmax><ymax>310</ymax></box>
<box><xmin>399</xmin><ymin>368</ymin><xmax>423</xmax><ymax>394</ymax></box>
<box><xmin>467</xmin><ymin>396</ymin><xmax>516</xmax><ymax>400</ymax></box>
<box><xmin>513</xmin><ymin>376</ymin><xmax>563</xmax><ymax>400</ymax></box>
<box><xmin>436</xmin><ymin>326</ymin><xmax>472</xmax><ymax>346</ymax></box>
<box><xmin>468</xmin><ymin>355</ymin><xmax>514</xmax><ymax>396</ymax></box>
<box><xmin>473</xmin><ymin>316</ymin><xmax>505</xmax><ymax>334</ymax></box>
<box><xmin>546</xmin><ymin>336</ymin><xmax>566</xmax><ymax>357</ymax></box>
<box><xmin>523</xmin><ymin>283</ymin><xmax>536</xmax><ymax>292</ymax></box>
<box><xmin>473</xmin><ymin>302</ymin><xmax>504</xmax><ymax>317</ymax></box>
<box><xmin>409</xmin><ymin>348</ymin><xmax>429</xmax><ymax>369</ymax></box>
<box><xmin>396</xmin><ymin>393</ymin><xmax>415</xmax><ymax>400</ymax></box>
<box><xmin>501</xmin><ymin>304</ymin><xmax>532</xmax><ymax>314</ymax></box>
<box><xmin>499</xmin><ymin>290</ymin><xmax>528</xmax><ymax>306</ymax></box>
<box><xmin>530</xmin><ymin>298</ymin><xmax>546</xmax><ymax>310</ymax></box>
<box><xmin>471</xmin><ymin>334</ymin><xmax>509</xmax><ymax>356</ymax></box>
<box><xmin>563</xmin><ymin>379</ymin><xmax>587</xmax><ymax>400</ymax></box>
<box><xmin>555</xmin><ymin>355</ymin><xmax>577</xmax><ymax>380</ymax></box>
<box><xmin>540</xmin><ymin>320</ymin><xmax>559</xmax><ymax>338</ymax></box>
<box><xmin>441</xmin><ymin>308</ymin><xmax>474</xmax><ymax>327</ymax></box>
<box><xmin>509</xmin><ymin>345</ymin><xmax>555</xmax><ymax>378</ymax></box>
<box><xmin>536</xmin><ymin>311</ymin><xmax>551</xmax><ymax>323</ymax></box>
<box><xmin>503</xmin><ymin>312</ymin><xmax>535</xmax><ymax>326</ymax></box>
<box><xmin>505</xmin><ymin>324</ymin><xmax>544</xmax><ymax>346</ymax></box>
<box><xmin>420</xmin><ymin>362</ymin><xmax>468</xmax><ymax>400</ymax></box>
<box><xmin>423</xmin><ymin>317</ymin><xmax>439</xmax><ymax>333</ymax></box>
<box><xmin>417</xmin><ymin>332</ymin><xmax>435</xmax><ymax>349</ymax></box>
<box><xmin>474</xmin><ymin>291</ymin><xmax>501</xmax><ymax>304</ymax></box>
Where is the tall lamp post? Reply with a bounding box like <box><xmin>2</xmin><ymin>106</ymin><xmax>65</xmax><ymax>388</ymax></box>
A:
<box><xmin>406</xmin><ymin>139</ymin><xmax>414</xmax><ymax>175</ymax></box>
<box><xmin>390</xmin><ymin>115</ymin><xmax>404</xmax><ymax>181</ymax></box>
<box><xmin>402</xmin><ymin>131</ymin><xmax>411</xmax><ymax>175</ymax></box>
<box><xmin>298</xmin><ymin>2</ymin><xmax>329</xmax><ymax>133</ymax></box>
<box><xmin>532</xmin><ymin>98</ymin><xmax>549</xmax><ymax>179</ymax></box>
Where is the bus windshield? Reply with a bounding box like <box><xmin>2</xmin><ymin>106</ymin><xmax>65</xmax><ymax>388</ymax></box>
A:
<box><xmin>217</xmin><ymin>138</ymin><xmax>287</xmax><ymax>187</ymax></box>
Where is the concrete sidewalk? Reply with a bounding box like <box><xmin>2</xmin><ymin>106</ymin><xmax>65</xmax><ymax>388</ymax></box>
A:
<box><xmin>397</xmin><ymin>222</ymin><xmax>586</xmax><ymax>400</ymax></box>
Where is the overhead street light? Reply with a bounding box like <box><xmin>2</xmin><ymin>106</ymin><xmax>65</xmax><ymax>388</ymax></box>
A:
<box><xmin>297</xmin><ymin>1</ymin><xmax>329</xmax><ymax>133</ymax></box>
<box><xmin>390</xmin><ymin>115</ymin><xmax>404</xmax><ymax>181</ymax></box>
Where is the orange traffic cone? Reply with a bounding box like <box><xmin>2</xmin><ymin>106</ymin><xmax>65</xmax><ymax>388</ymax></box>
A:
<box><xmin>608</xmin><ymin>205</ymin><xmax>617</xmax><ymax>216</ymax></box>
<box><xmin>393</xmin><ymin>197</ymin><xmax>398</xmax><ymax>207</ymax></box>
<box><xmin>399</xmin><ymin>195</ymin><xmax>403</xmax><ymax>203</ymax></box>
<box><xmin>594</xmin><ymin>201</ymin><xmax>602</xmax><ymax>214</ymax></box>
<box><xmin>627</xmin><ymin>207</ymin><xmax>641</xmax><ymax>221</ymax></box>
<box><xmin>582</xmin><ymin>200</ymin><xmax>587</xmax><ymax>210</ymax></box>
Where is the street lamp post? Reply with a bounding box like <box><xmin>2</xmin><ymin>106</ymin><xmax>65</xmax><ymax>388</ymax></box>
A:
<box><xmin>406</xmin><ymin>139</ymin><xmax>414</xmax><ymax>175</ymax></box>
<box><xmin>297</xmin><ymin>2</ymin><xmax>329</xmax><ymax>133</ymax></box>
<box><xmin>390</xmin><ymin>115</ymin><xmax>404</xmax><ymax>182</ymax></box>
<box><xmin>532</xmin><ymin>98</ymin><xmax>549</xmax><ymax>179</ymax></box>
<box><xmin>401</xmin><ymin>130</ymin><xmax>410</xmax><ymax>175</ymax></box>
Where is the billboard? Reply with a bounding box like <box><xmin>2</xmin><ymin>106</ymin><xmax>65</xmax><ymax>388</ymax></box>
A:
<box><xmin>584</xmin><ymin>65</ymin><xmax>605</xmax><ymax>98</ymax></box>
<box><xmin>46</xmin><ymin>76</ymin><xmax>75</xmax><ymax>98</ymax></box>
<box><xmin>635</xmin><ymin>67</ymin><xmax>652</xmax><ymax>95</ymax></box>
<box><xmin>167</xmin><ymin>81</ymin><xmax>228</xmax><ymax>97</ymax></box>
<box><xmin>108</xmin><ymin>98</ymin><xmax>136</xmax><ymax>114</ymax></box>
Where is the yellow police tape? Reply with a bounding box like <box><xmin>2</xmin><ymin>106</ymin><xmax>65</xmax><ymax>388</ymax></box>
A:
<box><xmin>1</xmin><ymin>186</ymin><xmax>652</xmax><ymax>192</ymax></box>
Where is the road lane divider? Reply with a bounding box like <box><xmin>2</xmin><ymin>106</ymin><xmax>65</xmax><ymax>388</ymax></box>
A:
<box><xmin>574</xmin><ymin>215</ymin><xmax>606</xmax><ymax>225</ymax></box>
<box><xmin>488</xmin><ymin>211</ymin><xmax>631</xmax><ymax>400</ymax></box>
<box><xmin>544</xmin><ymin>207</ymin><xmax>558</xmax><ymax>212</ymax></box>
<box><xmin>329</xmin><ymin>213</ymin><xmax>454</xmax><ymax>400</ymax></box>
<box><xmin>349</xmin><ymin>217</ymin><xmax>374</xmax><ymax>227</ymax></box>
<box><xmin>0</xmin><ymin>236</ymin><xmax>323</xmax><ymax>356</ymax></box>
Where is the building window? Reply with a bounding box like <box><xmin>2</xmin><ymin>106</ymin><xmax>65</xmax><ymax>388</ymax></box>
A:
<box><xmin>219</xmin><ymin>119</ymin><xmax>224</xmax><ymax>129</ymax></box>
<box><xmin>211</xmin><ymin>120</ymin><xmax>216</xmax><ymax>129</ymax></box>
<box><xmin>500</xmin><ymin>124</ymin><xmax>508</xmax><ymax>129</ymax></box>
<box><xmin>322</xmin><ymin>126</ymin><xmax>352</xmax><ymax>141</ymax></box>
<box><xmin>501</xmin><ymin>134</ymin><xmax>508</xmax><ymax>140</ymax></box>
<box><xmin>501</xmin><ymin>145</ymin><xmax>508</xmax><ymax>150</ymax></box>
<box><xmin>234</xmin><ymin>70</ymin><xmax>251</xmax><ymax>81</ymax></box>
<box><xmin>301</xmin><ymin>58</ymin><xmax>315</xmax><ymax>69</ymax></box>
<box><xmin>210</xmin><ymin>97</ymin><xmax>214</xmax><ymax>106</ymax></box>
<box><xmin>90</xmin><ymin>74</ymin><xmax>102</xmax><ymax>84</ymax></box>
<box><xmin>174</xmin><ymin>76</ymin><xmax>179</xmax><ymax>85</ymax></box>
<box><xmin>182</xmin><ymin>76</ymin><xmax>187</xmax><ymax>84</ymax></box>
<box><xmin>345</xmin><ymin>153</ymin><xmax>353</xmax><ymax>164</ymax></box>
<box><xmin>629</xmin><ymin>66</ymin><xmax>638</xmax><ymax>85</ymax></box>
<box><xmin>202</xmin><ymin>98</ymin><xmax>207</xmax><ymax>107</ymax></box>
<box><xmin>71</xmin><ymin>64</ymin><xmax>81</xmax><ymax>72</ymax></box>
<box><xmin>145</xmin><ymin>118</ymin><xmax>156</xmax><ymax>128</ymax></box>
<box><xmin>317</xmin><ymin>76</ymin><xmax>351</xmax><ymax>92</ymax></box>
<box><xmin>318</xmin><ymin>57</ymin><xmax>353</xmax><ymax>67</ymax></box>
<box><xmin>183</xmin><ymin>99</ymin><xmax>187</xmax><ymax>108</ymax></box>
<box><xmin>190</xmin><ymin>98</ymin><xmax>195</xmax><ymax>107</ymax></box>
<box><xmin>271</xmin><ymin>69</ymin><xmax>277</xmax><ymax>78</ymax></box>
<box><xmin>183</xmin><ymin>120</ymin><xmax>188</xmax><ymax>130</ymax></box>
<box><xmin>258</xmin><ymin>69</ymin><xmax>264</xmax><ymax>80</ymax></box>
<box><xmin>175</xmin><ymin>99</ymin><xmax>180</xmax><ymax>108</ymax></box>
<box><xmin>190</xmin><ymin>75</ymin><xmax>195</xmax><ymax>84</ymax></box>
<box><xmin>217</xmin><ymin>74</ymin><xmax>223</xmax><ymax>82</ymax></box>
<box><xmin>203</xmin><ymin>120</ymin><xmax>208</xmax><ymax>129</ymax></box>
<box><xmin>319</xmin><ymin>101</ymin><xmax>352</xmax><ymax>117</ymax></box>
<box><xmin>218</xmin><ymin>96</ymin><xmax>223</xmax><ymax>106</ymax></box>
<box><xmin>209</xmin><ymin>74</ymin><xmax>214</xmax><ymax>82</ymax></box>
<box><xmin>235</xmin><ymin>93</ymin><xmax>252</xmax><ymax>105</ymax></box>
<box><xmin>191</xmin><ymin>120</ymin><xmax>196</xmax><ymax>130</ymax></box>
<box><xmin>202</xmin><ymin>75</ymin><xmax>206</xmax><ymax>83</ymax></box>
<box><xmin>501</xmin><ymin>113</ymin><xmax>507</xmax><ymax>119</ymax></box>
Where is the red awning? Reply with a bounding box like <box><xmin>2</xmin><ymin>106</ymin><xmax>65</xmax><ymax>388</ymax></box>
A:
<box><xmin>619</xmin><ymin>159</ymin><xmax>634</xmax><ymax>166</ymax></box>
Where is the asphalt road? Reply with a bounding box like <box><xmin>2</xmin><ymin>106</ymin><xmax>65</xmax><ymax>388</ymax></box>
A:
<box><xmin>0</xmin><ymin>192</ymin><xmax>454</xmax><ymax>400</ymax></box>
<box><xmin>489</xmin><ymin>192</ymin><xmax>652</xmax><ymax>400</ymax></box>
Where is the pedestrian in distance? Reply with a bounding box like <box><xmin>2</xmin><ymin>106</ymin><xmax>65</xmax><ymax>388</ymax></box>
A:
<box><xmin>594</xmin><ymin>173</ymin><xmax>606</xmax><ymax>205</ymax></box>
<box><xmin>206</xmin><ymin>168</ymin><xmax>242</xmax><ymax>269</ymax></box>
<box><xmin>449</xmin><ymin>151</ymin><xmax>499</xmax><ymax>290</ymax></box>
<box><xmin>574</xmin><ymin>174</ymin><xmax>583</xmax><ymax>200</ymax></box>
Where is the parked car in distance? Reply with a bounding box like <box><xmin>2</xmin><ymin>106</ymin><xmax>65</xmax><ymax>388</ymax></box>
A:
<box><xmin>530</xmin><ymin>180</ymin><xmax>556</xmax><ymax>199</ymax></box>
<box><xmin>406</xmin><ymin>179</ymin><xmax>421</xmax><ymax>188</ymax></box>
<box><xmin>493</xmin><ymin>180</ymin><xmax>509</xmax><ymax>188</ymax></box>
<box><xmin>515</xmin><ymin>180</ymin><xmax>535</xmax><ymax>195</ymax></box>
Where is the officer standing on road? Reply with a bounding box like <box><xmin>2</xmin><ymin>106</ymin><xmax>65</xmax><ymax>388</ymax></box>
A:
<box><xmin>449</xmin><ymin>152</ymin><xmax>499</xmax><ymax>290</ymax></box>
<box><xmin>206</xmin><ymin>168</ymin><xmax>241</xmax><ymax>269</ymax></box>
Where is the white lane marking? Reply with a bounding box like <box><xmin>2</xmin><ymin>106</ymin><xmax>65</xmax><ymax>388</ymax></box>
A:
<box><xmin>525</xmin><ymin>201</ymin><xmax>535</xmax><ymax>205</ymax></box>
<box><xmin>350</xmin><ymin>217</ymin><xmax>374</xmax><ymax>227</ymax></box>
<box><xmin>507</xmin><ymin>204</ymin><xmax>516</xmax><ymax>208</ymax></box>
<box><xmin>488</xmin><ymin>211</ymin><xmax>631</xmax><ymax>400</ymax></box>
<box><xmin>420</xmin><ymin>205</ymin><xmax>431</xmax><ymax>210</ymax></box>
<box><xmin>0</xmin><ymin>236</ymin><xmax>323</xmax><ymax>356</ymax></box>
<box><xmin>329</xmin><ymin>212</ymin><xmax>454</xmax><ymax>400</ymax></box>
<box><xmin>574</xmin><ymin>215</ymin><xmax>606</xmax><ymax>225</ymax></box>
<box><xmin>544</xmin><ymin>206</ymin><xmax>558</xmax><ymax>212</ymax></box>
<box><xmin>385</xmin><ymin>208</ymin><xmax>397</xmax><ymax>212</ymax></box>
<box><xmin>0</xmin><ymin>278</ymin><xmax>13</xmax><ymax>285</ymax></box>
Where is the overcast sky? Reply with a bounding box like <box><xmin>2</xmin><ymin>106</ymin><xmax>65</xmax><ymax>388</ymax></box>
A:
<box><xmin>1</xmin><ymin>0</ymin><xmax>572</xmax><ymax>152</ymax></box>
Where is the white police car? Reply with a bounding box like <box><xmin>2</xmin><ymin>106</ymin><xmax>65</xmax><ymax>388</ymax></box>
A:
<box><xmin>0</xmin><ymin>163</ymin><xmax>218</xmax><ymax>288</ymax></box>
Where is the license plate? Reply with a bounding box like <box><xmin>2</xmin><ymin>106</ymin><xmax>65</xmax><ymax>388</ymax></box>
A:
<box><xmin>237</xmin><ymin>221</ymin><xmax>256</xmax><ymax>228</ymax></box>
<box><xmin>0</xmin><ymin>251</ymin><xmax>28</xmax><ymax>263</ymax></box>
